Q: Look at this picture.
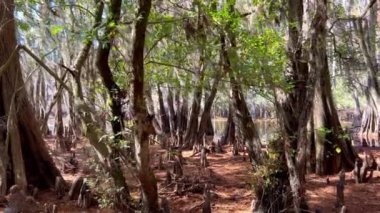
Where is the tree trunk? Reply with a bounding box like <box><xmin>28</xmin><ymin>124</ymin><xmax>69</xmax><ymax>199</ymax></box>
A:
<box><xmin>197</xmin><ymin>32</ymin><xmax>226</xmax><ymax>143</ymax></box>
<box><xmin>273</xmin><ymin>0</ymin><xmax>324</xmax><ymax>211</ymax></box>
<box><xmin>183</xmin><ymin>73</ymin><xmax>204</xmax><ymax>148</ymax></box>
<box><xmin>167</xmin><ymin>86</ymin><xmax>177</xmax><ymax>136</ymax></box>
<box><xmin>176</xmin><ymin>93</ymin><xmax>188</xmax><ymax>147</ymax></box>
<box><xmin>55</xmin><ymin>72</ymin><xmax>65</xmax><ymax>151</ymax></box>
<box><xmin>131</xmin><ymin>0</ymin><xmax>159</xmax><ymax>212</ymax></box>
<box><xmin>222</xmin><ymin>27</ymin><xmax>263</xmax><ymax>164</ymax></box>
<box><xmin>221</xmin><ymin>104</ymin><xmax>235</xmax><ymax>146</ymax></box>
<box><xmin>313</xmin><ymin>50</ymin><xmax>356</xmax><ymax>175</ymax></box>
<box><xmin>0</xmin><ymin>0</ymin><xmax>62</xmax><ymax>194</ymax></box>
<box><xmin>157</xmin><ymin>84</ymin><xmax>171</xmax><ymax>134</ymax></box>
<box><xmin>94</xmin><ymin>0</ymin><xmax>131</xmax><ymax>210</ymax></box>
<box><xmin>353</xmin><ymin>18</ymin><xmax>380</xmax><ymax>139</ymax></box>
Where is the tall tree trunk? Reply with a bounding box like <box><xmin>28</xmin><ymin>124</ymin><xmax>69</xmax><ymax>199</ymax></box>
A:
<box><xmin>95</xmin><ymin>0</ymin><xmax>131</xmax><ymax>209</ymax></box>
<box><xmin>273</xmin><ymin>0</ymin><xmax>324</xmax><ymax>211</ymax></box>
<box><xmin>222</xmin><ymin>27</ymin><xmax>263</xmax><ymax>164</ymax></box>
<box><xmin>221</xmin><ymin>104</ymin><xmax>235</xmax><ymax>146</ymax></box>
<box><xmin>183</xmin><ymin>72</ymin><xmax>204</xmax><ymax>148</ymax></box>
<box><xmin>145</xmin><ymin>83</ymin><xmax>155</xmax><ymax>115</ymax></box>
<box><xmin>176</xmin><ymin>92</ymin><xmax>188</xmax><ymax>147</ymax></box>
<box><xmin>167</xmin><ymin>86</ymin><xmax>177</xmax><ymax>136</ymax></box>
<box><xmin>197</xmin><ymin>32</ymin><xmax>226</xmax><ymax>143</ymax></box>
<box><xmin>353</xmin><ymin>16</ymin><xmax>380</xmax><ymax>139</ymax></box>
<box><xmin>55</xmin><ymin>77</ymin><xmax>65</xmax><ymax>150</ymax></box>
<box><xmin>313</xmin><ymin>45</ymin><xmax>356</xmax><ymax>175</ymax></box>
<box><xmin>0</xmin><ymin>0</ymin><xmax>62</xmax><ymax>195</ymax></box>
<box><xmin>131</xmin><ymin>0</ymin><xmax>159</xmax><ymax>212</ymax></box>
<box><xmin>157</xmin><ymin>84</ymin><xmax>171</xmax><ymax>134</ymax></box>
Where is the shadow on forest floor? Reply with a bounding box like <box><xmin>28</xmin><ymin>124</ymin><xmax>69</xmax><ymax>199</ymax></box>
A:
<box><xmin>3</xmin><ymin>138</ymin><xmax>380</xmax><ymax>213</ymax></box>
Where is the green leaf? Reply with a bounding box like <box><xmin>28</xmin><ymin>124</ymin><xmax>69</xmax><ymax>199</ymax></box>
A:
<box><xmin>50</xmin><ymin>25</ymin><xmax>64</xmax><ymax>36</ymax></box>
<box><xmin>18</xmin><ymin>21</ymin><xmax>30</xmax><ymax>31</ymax></box>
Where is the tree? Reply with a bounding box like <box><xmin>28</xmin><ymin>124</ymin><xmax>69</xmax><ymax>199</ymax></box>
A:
<box><xmin>131</xmin><ymin>0</ymin><xmax>159</xmax><ymax>211</ymax></box>
<box><xmin>0</xmin><ymin>0</ymin><xmax>62</xmax><ymax>195</ymax></box>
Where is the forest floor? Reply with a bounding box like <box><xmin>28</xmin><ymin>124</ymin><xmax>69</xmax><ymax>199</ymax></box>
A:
<box><xmin>3</xmin><ymin>138</ymin><xmax>380</xmax><ymax>212</ymax></box>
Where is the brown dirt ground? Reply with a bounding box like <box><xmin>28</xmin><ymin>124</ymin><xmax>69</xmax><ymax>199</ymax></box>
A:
<box><xmin>2</xmin><ymin>139</ymin><xmax>380</xmax><ymax>212</ymax></box>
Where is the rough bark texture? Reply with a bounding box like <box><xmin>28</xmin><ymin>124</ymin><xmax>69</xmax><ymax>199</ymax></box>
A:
<box><xmin>131</xmin><ymin>0</ymin><xmax>159</xmax><ymax>212</ymax></box>
<box><xmin>313</xmin><ymin>50</ymin><xmax>356</xmax><ymax>175</ymax></box>
<box><xmin>0</xmin><ymin>0</ymin><xmax>62</xmax><ymax>195</ymax></box>
<box><xmin>273</xmin><ymin>0</ymin><xmax>326</xmax><ymax>211</ymax></box>
<box><xmin>353</xmin><ymin>17</ymin><xmax>380</xmax><ymax>139</ymax></box>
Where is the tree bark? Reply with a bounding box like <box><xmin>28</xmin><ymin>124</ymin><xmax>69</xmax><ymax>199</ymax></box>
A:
<box><xmin>273</xmin><ymin>0</ymin><xmax>324</xmax><ymax>211</ymax></box>
<box><xmin>353</xmin><ymin>17</ymin><xmax>380</xmax><ymax>139</ymax></box>
<box><xmin>157</xmin><ymin>84</ymin><xmax>171</xmax><ymax>134</ymax></box>
<box><xmin>167</xmin><ymin>86</ymin><xmax>177</xmax><ymax>136</ymax></box>
<box><xmin>131</xmin><ymin>0</ymin><xmax>159</xmax><ymax>212</ymax></box>
<box><xmin>221</xmin><ymin>104</ymin><xmax>235</xmax><ymax>146</ymax></box>
<box><xmin>94</xmin><ymin>0</ymin><xmax>132</xmax><ymax>209</ymax></box>
<box><xmin>313</xmin><ymin>47</ymin><xmax>356</xmax><ymax>175</ymax></box>
<box><xmin>183</xmin><ymin>71</ymin><xmax>204</xmax><ymax>148</ymax></box>
<box><xmin>0</xmin><ymin>0</ymin><xmax>62</xmax><ymax>194</ymax></box>
<box><xmin>222</xmin><ymin>27</ymin><xmax>263</xmax><ymax>164</ymax></box>
<box><xmin>54</xmin><ymin>71</ymin><xmax>65</xmax><ymax>150</ymax></box>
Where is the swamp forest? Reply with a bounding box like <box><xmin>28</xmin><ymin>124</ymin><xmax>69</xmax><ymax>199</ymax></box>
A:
<box><xmin>1</xmin><ymin>0</ymin><xmax>380</xmax><ymax>212</ymax></box>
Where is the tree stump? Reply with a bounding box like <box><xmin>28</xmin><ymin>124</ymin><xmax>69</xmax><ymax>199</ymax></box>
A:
<box><xmin>215</xmin><ymin>140</ymin><xmax>223</xmax><ymax>153</ymax></box>
<box><xmin>376</xmin><ymin>157</ymin><xmax>380</xmax><ymax>171</ymax></box>
<box><xmin>336</xmin><ymin>170</ymin><xmax>345</xmax><ymax>211</ymax></box>
<box><xmin>158</xmin><ymin>153</ymin><xmax>164</xmax><ymax>170</ymax></box>
<box><xmin>165</xmin><ymin>170</ymin><xmax>172</xmax><ymax>185</ymax></box>
<box><xmin>158</xmin><ymin>197</ymin><xmax>170</xmax><ymax>213</ymax></box>
<box><xmin>202</xmin><ymin>184</ymin><xmax>211</xmax><ymax>213</ymax></box>
<box><xmin>68</xmin><ymin>176</ymin><xmax>84</xmax><ymax>200</ymax></box>
<box><xmin>353</xmin><ymin>158</ymin><xmax>363</xmax><ymax>184</ymax></box>
<box><xmin>201</xmin><ymin>147</ymin><xmax>209</xmax><ymax>168</ymax></box>
<box><xmin>27</xmin><ymin>184</ymin><xmax>38</xmax><ymax>198</ymax></box>
<box><xmin>173</xmin><ymin>158</ymin><xmax>183</xmax><ymax>178</ymax></box>
<box><xmin>44</xmin><ymin>203</ymin><xmax>58</xmax><ymax>213</ymax></box>
<box><xmin>54</xmin><ymin>176</ymin><xmax>66</xmax><ymax>199</ymax></box>
<box><xmin>77</xmin><ymin>181</ymin><xmax>92</xmax><ymax>208</ymax></box>
<box><xmin>7</xmin><ymin>185</ymin><xmax>40</xmax><ymax>213</ymax></box>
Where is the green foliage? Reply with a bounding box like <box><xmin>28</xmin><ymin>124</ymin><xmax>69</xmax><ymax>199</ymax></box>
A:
<box><xmin>250</xmin><ymin>137</ymin><xmax>287</xmax><ymax>205</ymax></box>
<box><xmin>87</xmin><ymin>162</ymin><xmax>119</xmax><ymax>208</ymax></box>
<box><xmin>317</xmin><ymin>126</ymin><xmax>333</xmax><ymax>138</ymax></box>
<box><xmin>50</xmin><ymin>25</ymin><xmax>65</xmax><ymax>36</ymax></box>
<box><xmin>233</xmin><ymin>27</ymin><xmax>287</xmax><ymax>92</ymax></box>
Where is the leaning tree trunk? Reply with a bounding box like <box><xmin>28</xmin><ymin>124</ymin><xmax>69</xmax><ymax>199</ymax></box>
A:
<box><xmin>0</xmin><ymin>0</ymin><xmax>62</xmax><ymax>195</ymax></box>
<box><xmin>131</xmin><ymin>0</ymin><xmax>159</xmax><ymax>212</ymax></box>
<box><xmin>223</xmin><ymin>28</ymin><xmax>262</xmax><ymax>165</ymax></box>
<box><xmin>95</xmin><ymin>0</ymin><xmax>132</xmax><ymax>209</ymax></box>
<box><xmin>197</xmin><ymin>33</ymin><xmax>226</xmax><ymax>144</ymax></box>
